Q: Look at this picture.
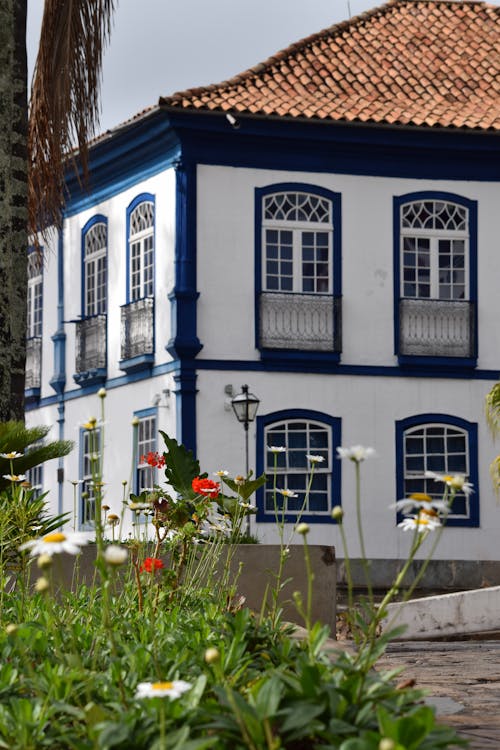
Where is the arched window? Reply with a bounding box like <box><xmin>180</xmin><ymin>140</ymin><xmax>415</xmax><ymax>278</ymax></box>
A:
<box><xmin>396</xmin><ymin>414</ymin><xmax>479</xmax><ymax>526</ymax></box>
<box><xmin>129</xmin><ymin>200</ymin><xmax>154</xmax><ymax>301</ymax></box>
<box><xmin>394</xmin><ymin>192</ymin><xmax>477</xmax><ymax>361</ymax></box>
<box><xmin>256</xmin><ymin>184</ymin><xmax>341</xmax><ymax>353</ymax></box>
<box><xmin>400</xmin><ymin>199</ymin><xmax>468</xmax><ymax>301</ymax></box>
<box><xmin>27</xmin><ymin>252</ymin><xmax>43</xmax><ymax>338</ymax></box>
<box><xmin>256</xmin><ymin>409</ymin><xmax>341</xmax><ymax>523</ymax></box>
<box><xmin>83</xmin><ymin>219</ymin><xmax>107</xmax><ymax>316</ymax></box>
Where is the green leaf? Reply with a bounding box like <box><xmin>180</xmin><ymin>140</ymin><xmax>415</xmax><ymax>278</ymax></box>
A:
<box><xmin>251</xmin><ymin>674</ymin><xmax>283</xmax><ymax>719</ymax></box>
<box><xmin>223</xmin><ymin>474</ymin><xmax>266</xmax><ymax>501</ymax></box>
<box><xmin>159</xmin><ymin>432</ymin><xmax>202</xmax><ymax>498</ymax></box>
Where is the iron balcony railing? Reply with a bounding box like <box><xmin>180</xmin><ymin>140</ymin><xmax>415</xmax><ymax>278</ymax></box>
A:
<box><xmin>75</xmin><ymin>314</ymin><xmax>107</xmax><ymax>373</ymax></box>
<box><xmin>121</xmin><ymin>297</ymin><xmax>154</xmax><ymax>360</ymax></box>
<box><xmin>25</xmin><ymin>336</ymin><xmax>42</xmax><ymax>390</ymax></box>
<box><xmin>259</xmin><ymin>292</ymin><xmax>342</xmax><ymax>352</ymax></box>
<box><xmin>399</xmin><ymin>298</ymin><xmax>475</xmax><ymax>358</ymax></box>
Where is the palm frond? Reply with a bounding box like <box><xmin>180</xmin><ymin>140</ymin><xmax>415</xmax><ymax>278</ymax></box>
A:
<box><xmin>28</xmin><ymin>0</ymin><xmax>115</xmax><ymax>239</ymax></box>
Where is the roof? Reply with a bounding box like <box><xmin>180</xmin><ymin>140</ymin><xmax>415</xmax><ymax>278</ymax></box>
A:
<box><xmin>160</xmin><ymin>0</ymin><xmax>500</xmax><ymax>131</ymax></box>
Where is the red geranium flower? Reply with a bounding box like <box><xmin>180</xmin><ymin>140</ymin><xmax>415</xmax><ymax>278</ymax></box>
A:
<box><xmin>140</xmin><ymin>557</ymin><xmax>164</xmax><ymax>573</ymax></box>
<box><xmin>192</xmin><ymin>477</ymin><xmax>220</xmax><ymax>498</ymax></box>
<box><xmin>140</xmin><ymin>451</ymin><xmax>166</xmax><ymax>469</ymax></box>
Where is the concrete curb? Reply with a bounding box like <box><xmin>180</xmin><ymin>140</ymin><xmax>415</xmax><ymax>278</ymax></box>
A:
<box><xmin>384</xmin><ymin>585</ymin><xmax>500</xmax><ymax>639</ymax></box>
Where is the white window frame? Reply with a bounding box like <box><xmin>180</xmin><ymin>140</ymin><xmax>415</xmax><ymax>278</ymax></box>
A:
<box><xmin>264</xmin><ymin>419</ymin><xmax>331</xmax><ymax>517</ymax></box>
<box><xmin>403</xmin><ymin>422</ymin><xmax>470</xmax><ymax>520</ymax></box>
<box><xmin>27</xmin><ymin>253</ymin><xmax>43</xmax><ymax>338</ymax></box>
<box><xmin>84</xmin><ymin>222</ymin><xmax>107</xmax><ymax>316</ymax></box>
<box><xmin>401</xmin><ymin>200</ymin><xmax>469</xmax><ymax>301</ymax></box>
<box><xmin>129</xmin><ymin>202</ymin><xmax>154</xmax><ymax>302</ymax></box>
<box><xmin>262</xmin><ymin>192</ymin><xmax>333</xmax><ymax>295</ymax></box>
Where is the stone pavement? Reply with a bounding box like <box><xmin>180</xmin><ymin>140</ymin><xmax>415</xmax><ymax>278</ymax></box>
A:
<box><xmin>376</xmin><ymin>640</ymin><xmax>500</xmax><ymax>749</ymax></box>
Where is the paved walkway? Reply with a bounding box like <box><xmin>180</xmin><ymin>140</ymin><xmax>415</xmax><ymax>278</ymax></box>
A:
<box><xmin>376</xmin><ymin>640</ymin><xmax>500</xmax><ymax>749</ymax></box>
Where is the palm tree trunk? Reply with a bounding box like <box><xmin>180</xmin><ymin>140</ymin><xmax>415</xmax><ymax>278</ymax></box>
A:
<box><xmin>0</xmin><ymin>0</ymin><xmax>28</xmax><ymax>422</ymax></box>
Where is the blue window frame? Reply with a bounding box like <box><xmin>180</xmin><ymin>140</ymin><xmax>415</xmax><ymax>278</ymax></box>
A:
<box><xmin>393</xmin><ymin>191</ymin><xmax>477</xmax><ymax>366</ymax></box>
<box><xmin>395</xmin><ymin>414</ymin><xmax>479</xmax><ymax>527</ymax></box>
<box><xmin>256</xmin><ymin>409</ymin><xmax>341</xmax><ymax>523</ymax></box>
<box><xmin>133</xmin><ymin>408</ymin><xmax>158</xmax><ymax>495</ymax></box>
<box><xmin>255</xmin><ymin>183</ymin><xmax>342</xmax><ymax>357</ymax></box>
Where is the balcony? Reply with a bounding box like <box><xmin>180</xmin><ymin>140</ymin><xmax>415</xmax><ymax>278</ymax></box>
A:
<box><xmin>259</xmin><ymin>292</ymin><xmax>342</xmax><ymax>352</ymax></box>
<box><xmin>399</xmin><ymin>299</ymin><xmax>475</xmax><ymax>360</ymax></box>
<box><xmin>74</xmin><ymin>315</ymin><xmax>107</xmax><ymax>385</ymax></box>
<box><xmin>25</xmin><ymin>336</ymin><xmax>42</xmax><ymax>398</ymax></box>
<box><xmin>120</xmin><ymin>297</ymin><xmax>154</xmax><ymax>372</ymax></box>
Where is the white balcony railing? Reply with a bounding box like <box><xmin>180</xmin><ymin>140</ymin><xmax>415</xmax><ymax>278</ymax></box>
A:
<box><xmin>399</xmin><ymin>299</ymin><xmax>474</xmax><ymax>358</ymax></box>
<box><xmin>259</xmin><ymin>292</ymin><xmax>341</xmax><ymax>351</ymax></box>
<box><xmin>75</xmin><ymin>315</ymin><xmax>107</xmax><ymax>374</ymax></box>
<box><xmin>25</xmin><ymin>336</ymin><xmax>42</xmax><ymax>390</ymax></box>
<box><xmin>121</xmin><ymin>297</ymin><xmax>154</xmax><ymax>360</ymax></box>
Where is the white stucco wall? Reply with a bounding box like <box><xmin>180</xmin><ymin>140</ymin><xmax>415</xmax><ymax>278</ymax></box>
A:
<box><xmin>196</xmin><ymin>165</ymin><xmax>500</xmax><ymax>369</ymax></box>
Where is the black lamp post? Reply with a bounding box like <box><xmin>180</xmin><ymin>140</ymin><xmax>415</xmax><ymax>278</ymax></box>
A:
<box><xmin>231</xmin><ymin>384</ymin><xmax>260</xmax><ymax>476</ymax></box>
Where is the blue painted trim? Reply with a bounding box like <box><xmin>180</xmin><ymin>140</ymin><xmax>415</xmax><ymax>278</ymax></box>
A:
<box><xmin>73</xmin><ymin>367</ymin><xmax>107</xmax><ymax>387</ymax></box>
<box><xmin>56</xmin><ymin>401</ymin><xmax>65</xmax><ymax>517</ymax></box>
<box><xmin>393</xmin><ymin>191</ymin><xmax>478</xmax><ymax>362</ymax></box>
<box><xmin>192</xmin><ymin>358</ymin><xmax>500</xmax><ymax>380</ymax></box>
<box><xmin>119</xmin><ymin>353</ymin><xmax>154</xmax><ymax>373</ymax></box>
<box><xmin>172</xmin><ymin>364</ymin><xmax>198</xmax><ymax>455</ymax></box>
<box><xmin>254</xmin><ymin>182</ymin><xmax>342</xmax><ymax>351</ymax></box>
<box><xmin>64</xmin><ymin>112</ymin><xmax>180</xmax><ymax>216</ymax></box>
<box><xmin>255</xmin><ymin>408</ymin><xmax>341</xmax><ymax>524</ymax></box>
<box><xmin>49</xmin><ymin>230</ymin><xmax>66</xmax><ymax>396</ymax></box>
<box><xmin>165</xmin><ymin>110</ymin><xmax>500</xmax><ymax>182</ymax></box>
<box><xmin>125</xmin><ymin>193</ymin><xmax>156</xmax><ymax>304</ymax></box>
<box><xmin>395</xmin><ymin>413</ymin><xmax>479</xmax><ymax>528</ymax></box>
<box><xmin>260</xmin><ymin>350</ymin><xmax>342</xmax><ymax>365</ymax></box>
<box><xmin>166</xmin><ymin>160</ymin><xmax>203</xmax><ymax>359</ymax></box>
<box><xmin>24</xmin><ymin>387</ymin><xmax>41</xmax><ymax>403</ymax></box>
<box><xmin>27</xmin><ymin>354</ymin><xmax>500</xmax><ymax>413</ymax></box>
<box><xmin>81</xmin><ymin>214</ymin><xmax>108</xmax><ymax>318</ymax></box>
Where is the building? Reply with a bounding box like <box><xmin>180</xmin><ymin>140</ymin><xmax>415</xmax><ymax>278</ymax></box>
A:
<box><xmin>26</xmin><ymin>0</ymin><xmax>500</xmax><ymax>571</ymax></box>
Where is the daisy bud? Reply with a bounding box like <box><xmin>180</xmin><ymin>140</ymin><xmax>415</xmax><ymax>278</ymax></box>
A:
<box><xmin>131</xmin><ymin>416</ymin><xmax>140</xmax><ymax>426</ymax></box>
<box><xmin>104</xmin><ymin>545</ymin><xmax>128</xmax><ymax>566</ymax></box>
<box><xmin>296</xmin><ymin>522</ymin><xmax>310</xmax><ymax>535</ymax></box>
<box><xmin>97</xmin><ymin>388</ymin><xmax>107</xmax><ymax>399</ymax></box>
<box><xmin>37</xmin><ymin>553</ymin><xmax>52</xmax><ymax>570</ymax></box>
<box><xmin>379</xmin><ymin>740</ymin><xmax>396</xmax><ymax>750</ymax></box>
<box><xmin>331</xmin><ymin>505</ymin><xmax>344</xmax><ymax>521</ymax></box>
<box><xmin>5</xmin><ymin>623</ymin><xmax>17</xmax><ymax>635</ymax></box>
<box><xmin>35</xmin><ymin>577</ymin><xmax>50</xmax><ymax>594</ymax></box>
<box><xmin>204</xmin><ymin>647</ymin><xmax>220</xmax><ymax>665</ymax></box>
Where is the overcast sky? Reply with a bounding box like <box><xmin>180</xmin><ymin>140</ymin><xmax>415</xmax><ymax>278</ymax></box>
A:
<box><xmin>27</xmin><ymin>0</ymin><xmax>500</xmax><ymax>136</ymax></box>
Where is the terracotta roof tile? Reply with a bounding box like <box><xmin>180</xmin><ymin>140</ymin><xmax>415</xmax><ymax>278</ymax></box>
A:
<box><xmin>160</xmin><ymin>0</ymin><xmax>500</xmax><ymax>131</ymax></box>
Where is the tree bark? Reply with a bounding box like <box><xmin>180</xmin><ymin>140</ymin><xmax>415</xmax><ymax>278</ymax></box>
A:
<box><xmin>0</xmin><ymin>0</ymin><xmax>28</xmax><ymax>422</ymax></box>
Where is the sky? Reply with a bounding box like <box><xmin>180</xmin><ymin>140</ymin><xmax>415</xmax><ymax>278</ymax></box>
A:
<box><xmin>27</xmin><ymin>0</ymin><xmax>381</xmax><ymax>134</ymax></box>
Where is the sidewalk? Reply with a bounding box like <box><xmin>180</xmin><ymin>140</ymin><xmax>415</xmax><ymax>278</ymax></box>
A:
<box><xmin>376</xmin><ymin>640</ymin><xmax>500</xmax><ymax>749</ymax></box>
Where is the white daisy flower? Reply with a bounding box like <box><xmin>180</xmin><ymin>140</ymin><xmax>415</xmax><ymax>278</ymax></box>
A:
<box><xmin>391</xmin><ymin>492</ymin><xmax>449</xmax><ymax>515</ymax></box>
<box><xmin>19</xmin><ymin>531</ymin><xmax>89</xmax><ymax>557</ymax></box>
<box><xmin>277</xmin><ymin>489</ymin><xmax>299</xmax><ymax>498</ymax></box>
<box><xmin>306</xmin><ymin>454</ymin><xmax>325</xmax><ymax>463</ymax></box>
<box><xmin>0</xmin><ymin>451</ymin><xmax>23</xmax><ymax>460</ymax></box>
<box><xmin>336</xmin><ymin>446</ymin><xmax>376</xmax><ymax>463</ymax></box>
<box><xmin>135</xmin><ymin>680</ymin><xmax>192</xmax><ymax>700</ymax></box>
<box><xmin>424</xmin><ymin>472</ymin><xmax>473</xmax><ymax>494</ymax></box>
<box><xmin>268</xmin><ymin>446</ymin><xmax>286</xmax><ymax>453</ymax></box>
<box><xmin>214</xmin><ymin>470</ymin><xmax>228</xmax><ymax>477</ymax></box>
<box><xmin>104</xmin><ymin>545</ymin><xmax>128</xmax><ymax>566</ymax></box>
<box><xmin>397</xmin><ymin>514</ymin><xmax>441</xmax><ymax>533</ymax></box>
<box><xmin>3</xmin><ymin>474</ymin><xmax>26</xmax><ymax>482</ymax></box>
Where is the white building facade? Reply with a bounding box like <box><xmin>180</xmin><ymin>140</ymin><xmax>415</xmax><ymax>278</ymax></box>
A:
<box><xmin>26</xmin><ymin>0</ymin><xmax>500</xmax><ymax>568</ymax></box>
